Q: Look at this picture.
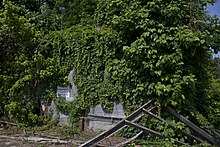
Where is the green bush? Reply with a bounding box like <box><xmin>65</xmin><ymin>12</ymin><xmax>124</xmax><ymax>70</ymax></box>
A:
<box><xmin>5</xmin><ymin>101</ymin><xmax>43</xmax><ymax>126</ymax></box>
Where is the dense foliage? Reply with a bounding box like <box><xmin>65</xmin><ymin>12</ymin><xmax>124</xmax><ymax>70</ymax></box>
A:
<box><xmin>0</xmin><ymin>0</ymin><xmax>67</xmax><ymax>125</ymax></box>
<box><xmin>0</xmin><ymin>0</ymin><xmax>220</xmax><ymax>136</ymax></box>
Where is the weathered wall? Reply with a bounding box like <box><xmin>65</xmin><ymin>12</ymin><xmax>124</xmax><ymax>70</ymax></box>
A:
<box><xmin>49</xmin><ymin>70</ymin><xmax>126</xmax><ymax>129</ymax></box>
<box><xmin>85</xmin><ymin>101</ymin><xmax>126</xmax><ymax>131</ymax></box>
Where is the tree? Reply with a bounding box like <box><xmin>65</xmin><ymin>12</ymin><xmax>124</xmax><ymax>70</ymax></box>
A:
<box><xmin>1</xmin><ymin>0</ymin><xmax>220</xmax><ymax>131</ymax></box>
<box><xmin>208</xmin><ymin>57</ymin><xmax>220</xmax><ymax>128</ymax></box>
<box><xmin>47</xmin><ymin>0</ymin><xmax>220</xmax><ymax>118</ymax></box>
<box><xmin>0</xmin><ymin>0</ymin><xmax>66</xmax><ymax>125</ymax></box>
<box><xmin>92</xmin><ymin>0</ymin><xmax>220</xmax><ymax>115</ymax></box>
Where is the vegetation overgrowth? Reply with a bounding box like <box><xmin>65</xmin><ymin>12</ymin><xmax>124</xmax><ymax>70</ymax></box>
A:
<box><xmin>0</xmin><ymin>0</ymin><xmax>220</xmax><ymax>145</ymax></box>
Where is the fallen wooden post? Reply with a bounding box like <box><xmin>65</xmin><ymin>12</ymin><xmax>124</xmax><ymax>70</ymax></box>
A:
<box><xmin>115</xmin><ymin>131</ymin><xmax>143</xmax><ymax>147</ymax></box>
<box><xmin>0</xmin><ymin>135</ymin><xmax>72</xmax><ymax>144</ymax></box>
<box><xmin>125</xmin><ymin>119</ymin><xmax>189</xmax><ymax>146</ymax></box>
<box><xmin>142</xmin><ymin>108</ymin><xmax>204</xmax><ymax>144</ymax></box>
<box><xmin>125</xmin><ymin>120</ymin><xmax>163</xmax><ymax>138</ymax></box>
<box><xmin>81</xmin><ymin>99</ymin><xmax>218</xmax><ymax>146</ymax></box>
<box><xmin>211</xmin><ymin>129</ymin><xmax>220</xmax><ymax>138</ymax></box>
<box><xmin>166</xmin><ymin>107</ymin><xmax>220</xmax><ymax>146</ymax></box>
<box><xmin>79</xmin><ymin>99</ymin><xmax>155</xmax><ymax>147</ymax></box>
<box><xmin>0</xmin><ymin>120</ymin><xmax>17</xmax><ymax>126</ymax></box>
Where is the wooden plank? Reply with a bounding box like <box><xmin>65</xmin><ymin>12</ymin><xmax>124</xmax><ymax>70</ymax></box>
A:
<box><xmin>113</xmin><ymin>106</ymin><xmax>155</xmax><ymax>147</ymax></box>
<box><xmin>114</xmin><ymin>107</ymin><xmax>155</xmax><ymax>147</ymax></box>
<box><xmin>215</xmin><ymin>129</ymin><xmax>220</xmax><ymax>133</ymax></box>
<box><xmin>125</xmin><ymin>120</ymin><xmax>163</xmax><ymax>138</ymax></box>
<box><xmin>79</xmin><ymin>99</ymin><xmax>155</xmax><ymax>147</ymax></box>
<box><xmin>142</xmin><ymin>108</ymin><xmax>204</xmax><ymax>143</ymax></box>
<box><xmin>125</xmin><ymin>120</ymin><xmax>189</xmax><ymax>146</ymax></box>
<box><xmin>80</xmin><ymin>120</ymin><xmax>125</xmax><ymax>147</ymax></box>
<box><xmin>166</xmin><ymin>107</ymin><xmax>220</xmax><ymax>146</ymax></box>
<box><xmin>115</xmin><ymin>131</ymin><xmax>143</xmax><ymax>147</ymax></box>
<box><xmin>130</xmin><ymin>106</ymin><xmax>155</xmax><ymax>123</ymax></box>
<box><xmin>0</xmin><ymin>121</ymin><xmax>17</xmax><ymax>126</ymax></box>
<box><xmin>211</xmin><ymin>129</ymin><xmax>220</xmax><ymax>138</ymax></box>
<box><xmin>126</xmin><ymin>99</ymin><xmax>155</xmax><ymax>121</ymax></box>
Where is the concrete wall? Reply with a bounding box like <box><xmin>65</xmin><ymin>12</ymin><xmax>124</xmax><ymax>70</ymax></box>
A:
<box><xmin>50</xmin><ymin>70</ymin><xmax>126</xmax><ymax>129</ymax></box>
<box><xmin>49</xmin><ymin>98</ymin><xmax>70</xmax><ymax>125</ymax></box>
<box><xmin>85</xmin><ymin>101</ymin><xmax>126</xmax><ymax>131</ymax></box>
<box><xmin>49</xmin><ymin>70</ymin><xmax>77</xmax><ymax>125</ymax></box>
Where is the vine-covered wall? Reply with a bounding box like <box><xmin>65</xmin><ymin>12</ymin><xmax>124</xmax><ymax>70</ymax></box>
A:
<box><xmin>0</xmin><ymin>0</ymin><xmax>220</xmax><ymax>131</ymax></box>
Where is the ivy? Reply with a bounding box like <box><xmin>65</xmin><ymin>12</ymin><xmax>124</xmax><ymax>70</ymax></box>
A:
<box><xmin>1</xmin><ymin>1</ymin><xmax>220</xmax><ymax>141</ymax></box>
<box><xmin>0</xmin><ymin>0</ymin><xmax>66</xmax><ymax>126</ymax></box>
<box><xmin>47</xmin><ymin>0</ymin><xmax>220</xmax><ymax>129</ymax></box>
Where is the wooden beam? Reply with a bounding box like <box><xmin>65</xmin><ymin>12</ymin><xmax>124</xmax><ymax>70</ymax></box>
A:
<box><xmin>79</xmin><ymin>99</ymin><xmax>155</xmax><ymax>147</ymax></box>
<box><xmin>142</xmin><ymin>108</ymin><xmax>204</xmax><ymax>144</ymax></box>
<box><xmin>211</xmin><ymin>129</ymin><xmax>220</xmax><ymax>138</ymax></box>
<box><xmin>126</xmin><ymin>99</ymin><xmax>155</xmax><ymax>121</ymax></box>
<box><xmin>166</xmin><ymin>107</ymin><xmax>220</xmax><ymax>146</ymax></box>
<box><xmin>0</xmin><ymin>121</ymin><xmax>17</xmax><ymax>126</ymax></box>
<box><xmin>125</xmin><ymin>120</ymin><xmax>163</xmax><ymax>138</ymax></box>
<box><xmin>80</xmin><ymin>120</ymin><xmax>125</xmax><ymax>147</ymax></box>
<box><xmin>125</xmin><ymin>120</ymin><xmax>189</xmax><ymax>146</ymax></box>
<box><xmin>115</xmin><ymin>131</ymin><xmax>143</xmax><ymax>147</ymax></box>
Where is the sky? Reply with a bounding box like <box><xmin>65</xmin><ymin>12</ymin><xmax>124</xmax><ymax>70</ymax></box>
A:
<box><xmin>206</xmin><ymin>0</ymin><xmax>220</xmax><ymax>57</ymax></box>
<box><xmin>207</xmin><ymin>0</ymin><xmax>220</xmax><ymax>18</ymax></box>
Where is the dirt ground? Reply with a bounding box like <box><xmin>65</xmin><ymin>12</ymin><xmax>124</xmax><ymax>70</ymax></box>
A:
<box><xmin>0</xmin><ymin>124</ymin><xmax>128</xmax><ymax>147</ymax></box>
<box><xmin>74</xmin><ymin>129</ymin><xmax>127</xmax><ymax>146</ymax></box>
<box><xmin>0</xmin><ymin>138</ymin><xmax>72</xmax><ymax>147</ymax></box>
